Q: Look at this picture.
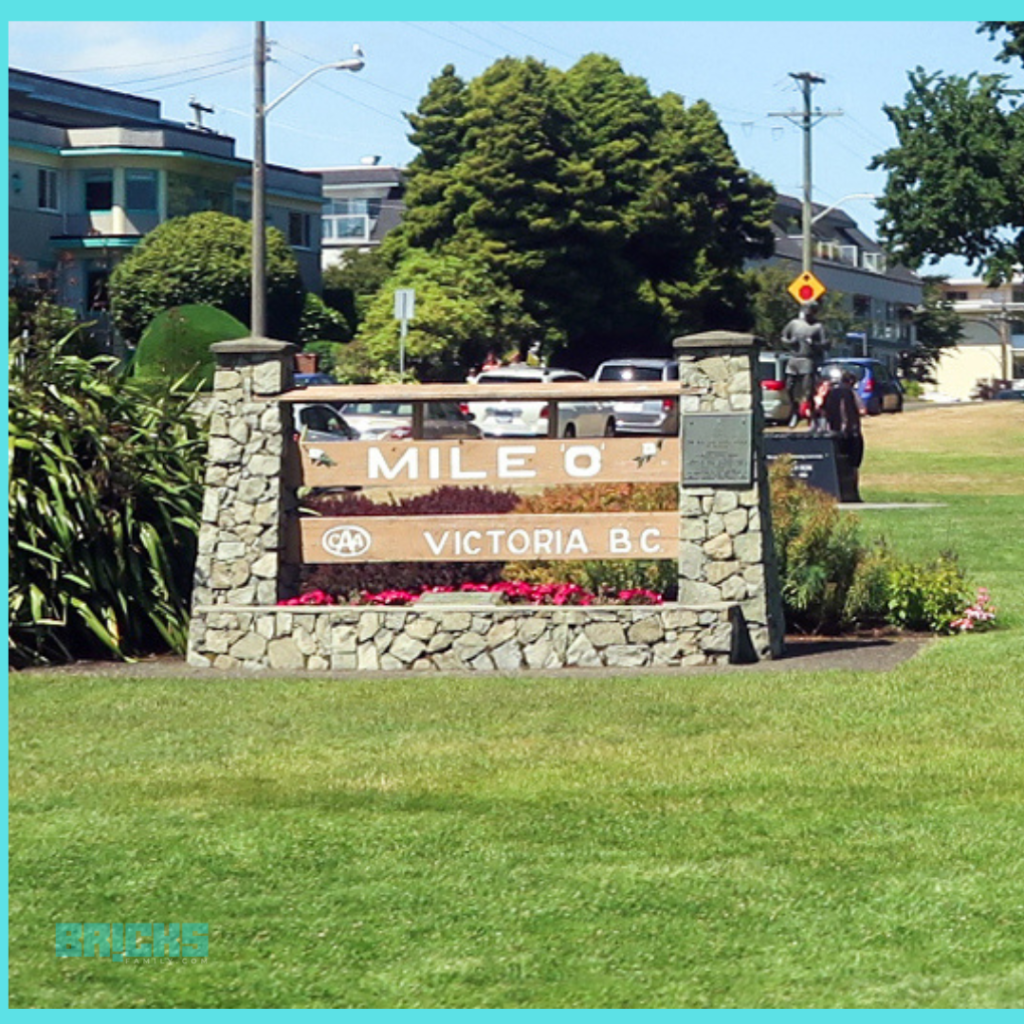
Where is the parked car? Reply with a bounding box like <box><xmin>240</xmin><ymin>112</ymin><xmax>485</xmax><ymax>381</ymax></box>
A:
<box><xmin>293</xmin><ymin>403</ymin><xmax>359</xmax><ymax>443</ymax></box>
<box><xmin>592</xmin><ymin>358</ymin><xmax>680</xmax><ymax>436</ymax></box>
<box><xmin>821</xmin><ymin>358</ymin><xmax>903</xmax><ymax>415</ymax></box>
<box><xmin>338</xmin><ymin>401</ymin><xmax>483</xmax><ymax>440</ymax></box>
<box><xmin>994</xmin><ymin>387</ymin><xmax>1024</xmax><ymax>401</ymax></box>
<box><xmin>758</xmin><ymin>352</ymin><xmax>795</xmax><ymax>425</ymax></box>
<box><xmin>466</xmin><ymin>365</ymin><xmax>616</xmax><ymax>438</ymax></box>
<box><xmin>294</xmin><ymin>372</ymin><xmax>337</xmax><ymax>388</ymax></box>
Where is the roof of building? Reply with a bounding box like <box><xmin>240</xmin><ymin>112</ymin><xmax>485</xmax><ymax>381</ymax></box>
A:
<box><xmin>772</xmin><ymin>193</ymin><xmax>921</xmax><ymax>286</ymax></box>
<box><xmin>311</xmin><ymin>165</ymin><xmax>406</xmax><ymax>186</ymax></box>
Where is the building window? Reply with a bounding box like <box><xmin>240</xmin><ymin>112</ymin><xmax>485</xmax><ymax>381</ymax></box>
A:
<box><xmin>166</xmin><ymin>171</ymin><xmax>232</xmax><ymax>218</ymax></box>
<box><xmin>1012</xmin><ymin>286</ymin><xmax>1024</xmax><ymax>305</ymax></box>
<box><xmin>37</xmin><ymin>168</ymin><xmax>59</xmax><ymax>211</ymax></box>
<box><xmin>862</xmin><ymin>252</ymin><xmax>886</xmax><ymax>273</ymax></box>
<box><xmin>125</xmin><ymin>169</ymin><xmax>158</xmax><ymax>211</ymax></box>
<box><xmin>945</xmin><ymin>290</ymin><xmax>969</xmax><ymax>302</ymax></box>
<box><xmin>84</xmin><ymin>171</ymin><xmax>113</xmax><ymax>211</ymax></box>
<box><xmin>328</xmin><ymin>197</ymin><xmax>382</xmax><ymax>219</ymax></box>
<box><xmin>853</xmin><ymin>294</ymin><xmax>871</xmax><ymax>319</ymax></box>
<box><xmin>288</xmin><ymin>211</ymin><xmax>311</xmax><ymax>248</ymax></box>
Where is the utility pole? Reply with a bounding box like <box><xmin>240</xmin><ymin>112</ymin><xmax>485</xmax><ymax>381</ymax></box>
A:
<box><xmin>769</xmin><ymin>73</ymin><xmax>842</xmax><ymax>275</ymax></box>
<box><xmin>250</xmin><ymin>23</ymin><xmax>363</xmax><ymax>340</ymax></box>
<box><xmin>251</xmin><ymin>21</ymin><xmax>267</xmax><ymax>338</ymax></box>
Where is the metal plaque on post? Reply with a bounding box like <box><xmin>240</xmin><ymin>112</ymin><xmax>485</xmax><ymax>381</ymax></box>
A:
<box><xmin>682</xmin><ymin>412</ymin><xmax>753</xmax><ymax>486</ymax></box>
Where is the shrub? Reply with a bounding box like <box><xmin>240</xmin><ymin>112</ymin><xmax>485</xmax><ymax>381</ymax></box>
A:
<box><xmin>515</xmin><ymin>482</ymin><xmax>678</xmax><ymax>515</ymax></box>
<box><xmin>307</xmin><ymin>485</ymin><xmax>520</xmax><ymax>519</ymax></box>
<box><xmin>109</xmin><ymin>211</ymin><xmax>304</xmax><ymax>344</ymax></box>
<box><xmin>132</xmin><ymin>304</ymin><xmax>248</xmax><ymax>390</ymax></box>
<box><xmin>769</xmin><ymin>461</ymin><xmax>863</xmax><ymax>633</ymax></box>
<box><xmin>298</xmin><ymin>293</ymin><xmax>352</xmax><ymax>346</ymax></box>
<box><xmin>769</xmin><ymin>462</ymin><xmax>981</xmax><ymax>635</ymax></box>
<box><xmin>883</xmin><ymin>551</ymin><xmax>971</xmax><ymax>633</ymax></box>
<box><xmin>9</xmin><ymin>332</ymin><xmax>205</xmax><ymax>665</ymax></box>
<box><xmin>329</xmin><ymin>338</ymin><xmax>389</xmax><ymax>384</ymax></box>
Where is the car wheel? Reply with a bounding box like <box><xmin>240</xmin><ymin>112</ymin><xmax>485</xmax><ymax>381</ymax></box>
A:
<box><xmin>603</xmin><ymin>418</ymin><xmax>617</xmax><ymax>437</ymax></box>
<box><xmin>563</xmin><ymin>423</ymin><xmax>576</xmax><ymax>438</ymax></box>
<box><xmin>894</xmin><ymin>393</ymin><xmax>904</xmax><ymax>413</ymax></box>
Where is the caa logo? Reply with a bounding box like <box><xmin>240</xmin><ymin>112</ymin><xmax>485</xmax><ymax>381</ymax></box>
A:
<box><xmin>322</xmin><ymin>524</ymin><xmax>372</xmax><ymax>559</ymax></box>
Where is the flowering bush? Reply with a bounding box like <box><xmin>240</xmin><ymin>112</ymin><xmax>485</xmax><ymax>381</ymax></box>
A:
<box><xmin>279</xmin><ymin>582</ymin><xmax>663</xmax><ymax>608</ymax></box>
<box><xmin>950</xmin><ymin>588</ymin><xmax>997</xmax><ymax>633</ymax></box>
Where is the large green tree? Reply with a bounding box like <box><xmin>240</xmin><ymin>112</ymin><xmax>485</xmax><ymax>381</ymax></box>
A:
<box><xmin>871</xmin><ymin>23</ymin><xmax>1024</xmax><ymax>283</ymax></box>
<box><xmin>109</xmin><ymin>211</ymin><xmax>305</xmax><ymax>344</ymax></box>
<box><xmin>357</xmin><ymin>247</ymin><xmax>538</xmax><ymax>381</ymax></box>
<box><xmin>378</xmin><ymin>54</ymin><xmax>774</xmax><ymax>373</ymax></box>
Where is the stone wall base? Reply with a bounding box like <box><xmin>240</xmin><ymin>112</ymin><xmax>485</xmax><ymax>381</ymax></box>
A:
<box><xmin>187</xmin><ymin>603</ymin><xmax>762</xmax><ymax>672</ymax></box>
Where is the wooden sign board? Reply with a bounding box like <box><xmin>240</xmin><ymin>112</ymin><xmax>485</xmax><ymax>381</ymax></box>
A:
<box><xmin>297</xmin><ymin>436</ymin><xmax>680</xmax><ymax>489</ymax></box>
<box><xmin>299</xmin><ymin>512</ymin><xmax>679</xmax><ymax>563</ymax></box>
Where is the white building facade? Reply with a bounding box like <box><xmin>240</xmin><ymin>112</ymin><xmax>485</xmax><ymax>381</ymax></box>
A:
<box><xmin>929</xmin><ymin>277</ymin><xmax>1024</xmax><ymax>400</ymax></box>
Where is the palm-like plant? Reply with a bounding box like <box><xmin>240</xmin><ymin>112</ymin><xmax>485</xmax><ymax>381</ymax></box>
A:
<box><xmin>9</xmin><ymin>332</ymin><xmax>205</xmax><ymax>665</ymax></box>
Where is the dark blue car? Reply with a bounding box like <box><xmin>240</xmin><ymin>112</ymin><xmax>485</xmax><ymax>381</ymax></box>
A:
<box><xmin>821</xmin><ymin>358</ymin><xmax>904</xmax><ymax>415</ymax></box>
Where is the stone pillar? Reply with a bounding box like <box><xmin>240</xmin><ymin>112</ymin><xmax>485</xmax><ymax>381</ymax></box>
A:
<box><xmin>673</xmin><ymin>331</ymin><xmax>785</xmax><ymax>659</ymax></box>
<box><xmin>189</xmin><ymin>338</ymin><xmax>297</xmax><ymax>625</ymax></box>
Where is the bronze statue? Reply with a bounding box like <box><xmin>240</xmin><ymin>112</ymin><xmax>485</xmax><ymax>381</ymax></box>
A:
<box><xmin>781</xmin><ymin>301</ymin><xmax>830</xmax><ymax>426</ymax></box>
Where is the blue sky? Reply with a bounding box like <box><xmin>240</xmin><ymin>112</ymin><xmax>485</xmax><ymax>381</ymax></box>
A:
<box><xmin>9</xmin><ymin>17</ymin><xmax>1018</xmax><ymax>279</ymax></box>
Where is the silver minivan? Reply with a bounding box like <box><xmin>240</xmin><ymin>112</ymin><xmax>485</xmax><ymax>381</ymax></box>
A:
<box><xmin>592</xmin><ymin>358</ymin><xmax>680</xmax><ymax>436</ymax></box>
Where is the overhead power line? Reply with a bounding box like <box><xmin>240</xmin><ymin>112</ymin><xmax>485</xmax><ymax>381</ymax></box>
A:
<box><xmin>33</xmin><ymin>43</ymin><xmax>250</xmax><ymax>75</ymax></box>
<box><xmin>104</xmin><ymin>54</ymin><xmax>251</xmax><ymax>89</ymax></box>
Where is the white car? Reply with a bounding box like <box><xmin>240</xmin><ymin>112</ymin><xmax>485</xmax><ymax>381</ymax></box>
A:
<box><xmin>467</xmin><ymin>366</ymin><xmax>617</xmax><ymax>438</ymax></box>
<box><xmin>339</xmin><ymin>401</ymin><xmax>482</xmax><ymax>440</ymax></box>
<box><xmin>592</xmin><ymin>358</ymin><xmax>680</xmax><ymax>436</ymax></box>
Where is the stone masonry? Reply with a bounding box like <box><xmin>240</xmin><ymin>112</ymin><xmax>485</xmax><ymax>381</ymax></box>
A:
<box><xmin>189</xmin><ymin>604</ymin><xmax>740</xmax><ymax>672</ymax></box>
<box><xmin>673</xmin><ymin>331</ymin><xmax>786</xmax><ymax>658</ymax></box>
<box><xmin>189</xmin><ymin>338</ymin><xmax>298</xmax><ymax>618</ymax></box>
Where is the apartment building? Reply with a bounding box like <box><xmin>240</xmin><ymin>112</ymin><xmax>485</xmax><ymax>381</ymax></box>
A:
<box><xmin>760</xmin><ymin>194</ymin><xmax>923</xmax><ymax>369</ymax></box>
<box><xmin>9</xmin><ymin>67</ymin><xmax>323</xmax><ymax>330</ymax></box>
<box><xmin>310</xmin><ymin>160</ymin><xmax>405</xmax><ymax>269</ymax></box>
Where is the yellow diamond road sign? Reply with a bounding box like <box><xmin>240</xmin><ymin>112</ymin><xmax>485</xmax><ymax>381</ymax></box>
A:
<box><xmin>787</xmin><ymin>271</ymin><xmax>827</xmax><ymax>304</ymax></box>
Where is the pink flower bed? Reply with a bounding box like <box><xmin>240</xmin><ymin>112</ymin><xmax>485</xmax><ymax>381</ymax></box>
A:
<box><xmin>278</xmin><ymin>582</ymin><xmax>664</xmax><ymax>608</ymax></box>
<box><xmin>950</xmin><ymin>588</ymin><xmax>997</xmax><ymax>633</ymax></box>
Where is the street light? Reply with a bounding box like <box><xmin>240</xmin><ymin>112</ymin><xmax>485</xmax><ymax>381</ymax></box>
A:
<box><xmin>250</xmin><ymin>22</ymin><xmax>364</xmax><ymax>338</ymax></box>
<box><xmin>810</xmin><ymin>193</ymin><xmax>879</xmax><ymax>226</ymax></box>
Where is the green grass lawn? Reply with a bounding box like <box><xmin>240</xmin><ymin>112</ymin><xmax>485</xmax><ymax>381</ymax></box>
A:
<box><xmin>10</xmin><ymin>405</ymin><xmax>1024</xmax><ymax>1009</ymax></box>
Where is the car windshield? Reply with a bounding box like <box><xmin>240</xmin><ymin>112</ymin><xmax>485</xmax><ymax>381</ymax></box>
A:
<box><xmin>597</xmin><ymin>366</ymin><xmax>664</xmax><ymax>382</ymax></box>
<box><xmin>827</xmin><ymin>363</ymin><xmax>867</xmax><ymax>381</ymax></box>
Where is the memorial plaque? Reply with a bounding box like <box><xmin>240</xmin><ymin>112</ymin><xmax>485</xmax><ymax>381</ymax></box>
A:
<box><xmin>682</xmin><ymin>413</ymin><xmax>753</xmax><ymax>486</ymax></box>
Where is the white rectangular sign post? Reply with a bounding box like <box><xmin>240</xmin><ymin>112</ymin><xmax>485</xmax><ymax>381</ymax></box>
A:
<box><xmin>393</xmin><ymin>289</ymin><xmax>415</xmax><ymax>376</ymax></box>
